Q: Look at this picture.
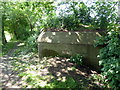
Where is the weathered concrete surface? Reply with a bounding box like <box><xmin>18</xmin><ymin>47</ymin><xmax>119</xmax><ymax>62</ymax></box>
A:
<box><xmin>37</xmin><ymin>31</ymin><xmax>105</xmax><ymax>70</ymax></box>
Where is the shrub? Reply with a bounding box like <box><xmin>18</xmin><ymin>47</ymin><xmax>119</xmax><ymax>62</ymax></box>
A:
<box><xmin>94</xmin><ymin>2</ymin><xmax>119</xmax><ymax>88</ymax></box>
<box><xmin>44</xmin><ymin>1</ymin><xmax>92</xmax><ymax>31</ymax></box>
<box><xmin>91</xmin><ymin>2</ymin><xmax>118</xmax><ymax>30</ymax></box>
<box><xmin>95</xmin><ymin>30</ymin><xmax>120</xmax><ymax>89</ymax></box>
<box><xmin>45</xmin><ymin>1</ymin><xmax>118</xmax><ymax>31</ymax></box>
<box><xmin>45</xmin><ymin>16</ymin><xmax>62</xmax><ymax>29</ymax></box>
<box><xmin>25</xmin><ymin>31</ymin><xmax>39</xmax><ymax>52</ymax></box>
<box><xmin>69</xmin><ymin>54</ymin><xmax>83</xmax><ymax>65</ymax></box>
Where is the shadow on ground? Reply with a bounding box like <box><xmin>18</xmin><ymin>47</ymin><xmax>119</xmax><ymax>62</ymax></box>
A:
<box><xmin>0</xmin><ymin>42</ymin><xmax>24</xmax><ymax>88</ymax></box>
<box><xmin>1</xmin><ymin>43</ymin><xmax>103</xmax><ymax>89</ymax></box>
<box><xmin>46</xmin><ymin>57</ymin><xmax>102</xmax><ymax>89</ymax></box>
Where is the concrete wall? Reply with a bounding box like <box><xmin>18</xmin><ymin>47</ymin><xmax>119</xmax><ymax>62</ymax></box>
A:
<box><xmin>37</xmin><ymin>31</ymin><xmax>105</xmax><ymax>70</ymax></box>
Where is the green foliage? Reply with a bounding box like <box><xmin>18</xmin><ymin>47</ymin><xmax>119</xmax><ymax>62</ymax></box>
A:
<box><xmin>71</xmin><ymin>66</ymin><xmax>76</xmax><ymax>71</ymax></box>
<box><xmin>90</xmin><ymin>74</ymin><xmax>104</xmax><ymax>83</ymax></box>
<box><xmin>69</xmin><ymin>2</ymin><xmax>91</xmax><ymax>25</ymax></box>
<box><xmin>89</xmin><ymin>74</ymin><xmax>105</xmax><ymax>88</ymax></box>
<box><xmin>45</xmin><ymin>1</ymin><xmax>118</xmax><ymax>31</ymax></box>
<box><xmin>1</xmin><ymin>1</ymin><xmax>55</xmax><ymax>41</ymax></box>
<box><xmin>2</xmin><ymin>41</ymin><xmax>16</xmax><ymax>55</ymax></box>
<box><xmin>25</xmin><ymin>31</ymin><xmax>39</xmax><ymax>52</ymax></box>
<box><xmin>19</xmin><ymin>72</ymin><xmax>78</xmax><ymax>88</ymax></box>
<box><xmin>70</xmin><ymin>54</ymin><xmax>83</xmax><ymax>65</ymax></box>
<box><xmin>2</xmin><ymin>1</ymin><xmax>119</xmax><ymax>89</ymax></box>
<box><xmin>45</xmin><ymin>16</ymin><xmax>62</xmax><ymax>29</ymax></box>
<box><xmin>60</xmin><ymin>15</ymin><xmax>87</xmax><ymax>31</ymax></box>
<box><xmin>2</xmin><ymin>2</ymin><xmax>30</xmax><ymax>40</ymax></box>
<box><xmin>94</xmin><ymin>2</ymin><xmax>119</xmax><ymax>88</ymax></box>
<box><xmin>91</xmin><ymin>2</ymin><xmax>118</xmax><ymax>30</ymax></box>
<box><xmin>46</xmin><ymin>77</ymin><xmax>78</xmax><ymax>88</ymax></box>
<box><xmin>95</xmin><ymin>30</ymin><xmax>120</xmax><ymax>89</ymax></box>
<box><xmin>45</xmin><ymin>1</ymin><xmax>92</xmax><ymax>31</ymax></box>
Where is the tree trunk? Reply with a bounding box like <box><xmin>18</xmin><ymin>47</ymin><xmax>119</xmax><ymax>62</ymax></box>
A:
<box><xmin>13</xmin><ymin>30</ymin><xmax>18</xmax><ymax>40</ymax></box>
<box><xmin>30</xmin><ymin>23</ymin><xmax>33</xmax><ymax>32</ymax></box>
<box><xmin>2</xmin><ymin>15</ymin><xmax>7</xmax><ymax>45</ymax></box>
<box><xmin>26</xmin><ymin>16</ymin><xmax>33</xmax><ymax>32</ymax></box>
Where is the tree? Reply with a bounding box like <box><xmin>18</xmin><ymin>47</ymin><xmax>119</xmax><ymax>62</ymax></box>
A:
<box><xmin>1</xmin><ymin>1</ymin><xmax>55</xmax><ymax>41</ymax></box>
<box><xmin>1</xmin><ymin>2</ymin><xmax>7</xmax><ymax>45</ymax></box>
<box><xmin>2</xmin><ymin>15</ymin><xmax>7</xmax><ymax>45</ymax></box>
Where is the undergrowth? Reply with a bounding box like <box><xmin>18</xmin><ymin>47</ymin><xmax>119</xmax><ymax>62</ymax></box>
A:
<box><xmin>95</xmin><ymin>30</ymin><xmax>120</xmax><ymax>89</ymax></box>
<box><xmin>2</xmin><ymin>41</ymin><xmax>18</xmax><ymax>55</ymax></box>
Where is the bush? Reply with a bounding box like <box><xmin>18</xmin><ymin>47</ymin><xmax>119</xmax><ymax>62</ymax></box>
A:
<box><xmin>95</xmin><ymin>30</ymin><xmax>120</xmax><ymax>89</ymax></box>
<box><xmin>45</xmin><ymin>16</ymin><xmax>62</xmax><ymax>29</ymax></box>
<box><xmin>45</xmin><ymin>1</ymin><xmax>118</xmax><ymax>31</ymax></box>
<box><xmin>69</xmin><ymin>54</ymin><xmax>83</xmax><ymax>65</ymax></box>
<box><xmin>94</xmin><ymin>2</ymin><xmax>119</xmax><ymax>88</ymax></box>
<box><xmin>25</xmin><ymin>31</ymin><xmax>39</xmax><ymax>52</ymax></box>
<box><xmin>91</xmin><ymin>2</ymin><xmax>117</xmax><ymax>30</ymax></box>
<box><xmin>44</xmin><ymin>1</ymin><xmax>92</xmax><ymax>31</ymax></box>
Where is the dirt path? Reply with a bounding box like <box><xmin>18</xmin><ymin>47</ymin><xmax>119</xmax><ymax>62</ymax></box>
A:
<box><xmin>0</xmin><ymin>42</ymin><xmax>23</xmax><ymax>88</ymax></box>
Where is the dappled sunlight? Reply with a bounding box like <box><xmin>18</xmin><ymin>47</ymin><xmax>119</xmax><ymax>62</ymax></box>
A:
<box><xmin>75</xmin><ymin>69</ymin><xmax>87</xmax><ymax>77</ymax></box>
<box><xmin>38</xmin><ymin>30</ymin><xmax>104</xmax><ymax>45</ymax></box>
<box><xmin>37</xmin><ymin>31</ymin><xmax>104</xmax><ymax>70</ymax></box>
<box><xmin>40</xmin><ymin>57</ymin><xmax>99</xmax><ymax>88</ymax></box>
<box><xmin>17</xmin><ymin>43</ymin><xmax>25</xmax><ymax>47</ymax></box>
<box><xmin>1</xmin><ymin>40</ymin><xmax>103</xmax><ymax>88</ymax></box>
<box><xmin>1</xmin><ymin>0</ymin><xmax>118</xmax><ymax>89</ymax></box>
<box><xmin>0</xmin><ymin>57</ymin><xmax>22</xmax><ymax>88</ymax></box>
<box><xmin>4</xmin><ymin>31</ymin><xmax>11</xmax><ymax>42</ymax></box>
<box><xmin>1</xmin><ymin>40</ymin><xmax>39</xmax><ymax>88</ymax></box>
<box><xmin>1</xmin><ymin>49</ymin><xmax>103</xmax><ymax>88</ymax></box>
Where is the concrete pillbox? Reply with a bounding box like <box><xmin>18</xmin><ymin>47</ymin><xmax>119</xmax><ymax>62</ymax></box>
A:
<box><xmin>37</xmin><ymin>31</ymin><xmax>105</xmax><ymax>70</ymax></box>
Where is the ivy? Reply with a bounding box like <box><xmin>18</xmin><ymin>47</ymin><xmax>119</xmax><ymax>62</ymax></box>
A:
<box><xmin>95</xmin><ymin>30</ymin><xmax>120</xmax><ymax>89</ymax></box>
